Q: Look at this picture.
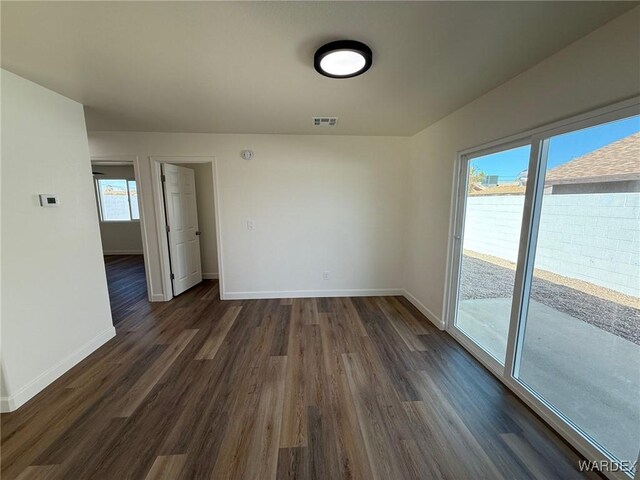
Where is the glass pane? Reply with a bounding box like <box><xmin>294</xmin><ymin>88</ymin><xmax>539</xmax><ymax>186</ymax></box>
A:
<box><xmin>128</xmin><ymin>180</ymin><xmax>139</xmax><ymax>220</ymax></box>
<box><xmin>516</xmin><ymin>115</ymin><xmax>640</xmax><ymax>471</ymax></box>
<box><xmin>455</xmin><ymin>145</ymin><xmax>531</xmax><ymax>363</ymax></box>
<box><xmin>97</xmin><ymin>179</ymin><xmax>131</xmax><ymax>221</ymax></box>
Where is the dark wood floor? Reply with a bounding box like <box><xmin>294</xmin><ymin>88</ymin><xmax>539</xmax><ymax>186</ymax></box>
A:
<box><xmin>104</xmin><ymin>255</ymin><xmax>148</xmax><ymax>325</ymax></box>
<box><xmin>1</xmin><ymin>281</ymin><xmax>597</xmax><ymax>480</ymax></box>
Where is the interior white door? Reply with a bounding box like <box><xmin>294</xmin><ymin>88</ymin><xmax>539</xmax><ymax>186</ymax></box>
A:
<box><xmin>162</xmin><ymin>163</ymin><xmax>202</xmax><ymax>296</ymax></box>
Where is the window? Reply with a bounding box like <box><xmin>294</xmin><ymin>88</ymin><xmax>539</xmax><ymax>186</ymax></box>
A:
<box><xmin>96</xmin><ymin>179</ymin><xmax>140</xmax><ymax>221</ymax></box>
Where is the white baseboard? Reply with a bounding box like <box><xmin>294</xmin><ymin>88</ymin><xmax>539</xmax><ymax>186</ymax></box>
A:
<box><xmin>0</xmin><ymin>393</ymin><xmax>14</xmax><ymax>413</ymax></box>
<box><xmin>402</xmin><ymin>289</ymin><xmax>445</xmax><ymax>330</ymax></box>
<box><xmin>223</xmin><ymin>288</ymin><xmax>403</xmax><ymax>300</ymax></box>
<box><xmin>221</xmin><ymin>287</ymin><xmax>444</xmax><ymax>330</ymax></box>
<box><xmin>149</xmin><ymin>293</ymin><xmax>167</xmax><ymax>302</ymax></box>
<box><xmin>0</xmin><ymin>326</ymin><xmax>116</xmax><ymax>413</ymax></box>
<box><xmin>103</xmin><ymin>250</ymin><xmax>144</xmax><ymax>255</ymax></box>
<box><xmin>202</xmin><ymin>272</ymin><xmax>219</xmax><ymax>280</ymax></box>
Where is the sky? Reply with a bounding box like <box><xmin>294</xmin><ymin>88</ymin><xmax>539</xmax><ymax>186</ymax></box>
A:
<box><xmin>470</xmin><ymin>115</ymin><xmax>640</xmax><ymax>181</ymax></box>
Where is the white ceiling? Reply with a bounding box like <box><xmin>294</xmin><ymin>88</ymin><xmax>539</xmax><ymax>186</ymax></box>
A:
<box><xmin>1</xmin><ymin>1</ymin><xmax>635</xmax><ymax>136</ymax></box>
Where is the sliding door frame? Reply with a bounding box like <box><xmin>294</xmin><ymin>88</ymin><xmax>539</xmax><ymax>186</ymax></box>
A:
<box><xmin>445</xmin><ymin>96</ymin><xmax>640</xmax><ymax>480</ymax></box>
<box><xmin>447</xmin><ymin>136</ymin><xmax>532</xmax><ymax>376</ymax></box>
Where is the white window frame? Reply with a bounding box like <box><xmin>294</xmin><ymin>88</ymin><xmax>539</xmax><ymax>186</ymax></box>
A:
<box><xmin>95</xmin><ymin>177</ymin><xmax>141</xmax><ymax>223</ymax></box>
<box><xmin>446</xmin><ymin>96</ymin><xmax>640</xmax><ymax>480</ymax></box>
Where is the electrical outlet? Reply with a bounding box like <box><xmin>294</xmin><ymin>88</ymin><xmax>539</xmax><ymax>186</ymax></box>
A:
<box><xmin>247</xmin><ymin>220</ymin><xmax>254</xmax><ymax>231</ymax></box>
<box><xmin>323</xmin><ymin>271</ymin><xmax>330</xmax><ymax>281</ymax></box>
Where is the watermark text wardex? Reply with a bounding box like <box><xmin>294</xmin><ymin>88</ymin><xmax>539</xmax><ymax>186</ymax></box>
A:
<box><xmin>578</xmin><ymin>459</ymin><xmax>637</xmax><ymax>473</ymax></box>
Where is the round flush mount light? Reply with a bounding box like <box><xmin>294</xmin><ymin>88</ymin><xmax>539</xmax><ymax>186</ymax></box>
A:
<box><xmin>314</xmin><ymin>40</ymin><xmax>372</xmax><ymax>79</ymax></box>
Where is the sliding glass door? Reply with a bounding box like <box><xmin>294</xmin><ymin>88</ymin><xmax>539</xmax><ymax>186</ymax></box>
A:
<box><xmin>514</xmin><ymin>115</ymin><xmax>640</xmax><ymax>471</ymax></box>
<box><xmin>454</xmin><ymin>145</ymin><xmax>530</xmax><ymax>363</ymax></box>
<box><xmin>450</xmin><ymin>103</ymin><xmax>640</xmax><ymax>479</ymax></box>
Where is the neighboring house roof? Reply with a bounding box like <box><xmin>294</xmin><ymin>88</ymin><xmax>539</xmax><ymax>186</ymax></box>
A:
<box><xmin>469</xmin><ymin>185</ymin><xmax>526</xmax><ymax>196</ymax></box>
<box><xmin>545</xmin><ymin>132</ymin><xmax>640</xmax><ymax>185</ymax></box>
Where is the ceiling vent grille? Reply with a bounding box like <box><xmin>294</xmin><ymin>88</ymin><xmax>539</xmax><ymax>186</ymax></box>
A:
<box><xmin>313</xmin><ymin>117</ymin><xmax>338</xmax><ymax>126</ymax></box>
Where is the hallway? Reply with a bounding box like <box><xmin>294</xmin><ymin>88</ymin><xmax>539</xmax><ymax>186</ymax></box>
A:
<box><xmin>104</xmin><ymin>255</ymin><xmax>148</xmax><ymax>325</ymax></box>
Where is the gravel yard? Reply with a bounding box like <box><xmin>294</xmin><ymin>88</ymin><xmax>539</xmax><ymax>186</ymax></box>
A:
<box><xmin>460</xmin><ymin>255</ymin><xmax>640</xmax><ymax>345</ymax></box>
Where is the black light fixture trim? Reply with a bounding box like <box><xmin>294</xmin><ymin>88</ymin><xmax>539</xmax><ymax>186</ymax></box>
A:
<box><xmin>314</xmin><ymin>40</ymin><xmax>373</xmax><ymax>79</ymax></box>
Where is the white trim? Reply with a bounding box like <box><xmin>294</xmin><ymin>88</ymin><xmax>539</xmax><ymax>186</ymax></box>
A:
<box><xmin>99</xmin><ymin>220</ymin><xmax>141</xmax><ymax>224</ymax></box>
<box><xmin>0</xmin><ymin>397</ymin><xmax>13</xmax><ymax>413</ymax></box>
<box><xmin>444</xmin><ymin>153</ymin><xmax>466</xmax><ymax>332</ymax></box>
<box><xmin>149</xmin><ymin>159</ymin><xmax>173</xmax><ymax>301</ymax></box>
<box><xmin>506</xmin><ymin>137</ymin><xmax>549</xmax><ymax>379</ymax></box>
<box><xmin>149</xmin><ymin>293</ymin><xmax>166</xmax><ymax>302</ymax></box>
<box><xmin>224</xmin><ymin>288</ymin><xmax>403</xmax><ymax>300</ymax></box>
<box><xmin>0</xmin><ymin>326</ymin><xmax>116</xmax><ymax>412</ymax></box>
<box><xmin>91</xmin><ymin>154</ymin><xmax>138</xmax><ymax>164</ymax></box>
<box><xmin>402</xmin><ymin>289</ymin><xmax>445</xmax><ymax>330</ymax></box>
<box><xmin>441</xmin><ymin>151</ymin><xmax>462</xmax><ymax>333</ymax></box>
<box><xmin>202</xmin><ymin>272</ymin><xmax>219</xmax><ymax>280</ymax></box>
<box><xmin>150</xmin><ymin>156</ymin><xmax>216</xmax><ymax>164</ymax></box>
<box><xmin>211</xmin><ymin>159</ymin><xmax>226</xmax><ymax>300</ymax></box>
<box><xmin>132</xmin><ymin>157</ymin><xmax>154</xmax><ymax>303</ymax></box>
<box><xmin>147</xmin><ymin>156</ymin><xmax>223</xmax><ymax>303</ymax></box>
<box><xmin>103</xmin><ymin>250</ymin><xmax>144</xmax><ymax>255</ymax></box>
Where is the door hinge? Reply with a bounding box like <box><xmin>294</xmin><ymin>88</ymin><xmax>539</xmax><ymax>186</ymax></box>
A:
<box><xmin>170</xmin><ymin>273</ymin><xmax>175</xmax><ymax>280</ymax></box>
<box><xmin>161</xmin><ymin>174</ymin><xmax>166</xmax><ymax>183</ymax></box>
<box><xmin>166</xmin><ymin>225</ymin><xmax>170</xmax><ymax>233</ymax></box>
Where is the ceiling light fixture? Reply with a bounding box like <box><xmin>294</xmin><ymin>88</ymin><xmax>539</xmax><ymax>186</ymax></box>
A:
<box><xmin>314</xmin><ymin>40</ymin><xmax>372</xmax><ymax>79</ymax></box>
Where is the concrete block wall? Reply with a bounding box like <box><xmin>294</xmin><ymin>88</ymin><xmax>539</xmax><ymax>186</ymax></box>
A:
<box><xmin>463</xmin><ymin>195</ymin><xmax>524</xmax><ymax>263</ymax></box>
<box><xmin>462</xmin><ymin>192</ymin><xmax>640</xmax><ymax>297</ymax></box>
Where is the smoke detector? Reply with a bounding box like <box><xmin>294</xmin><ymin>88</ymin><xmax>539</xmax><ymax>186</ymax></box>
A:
<box><xmin>313</xmin><ymin>117</ymin><xmax>338</xmax><ymax>126</ymax></box>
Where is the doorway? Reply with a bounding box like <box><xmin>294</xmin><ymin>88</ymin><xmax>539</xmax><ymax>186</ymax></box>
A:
<box><xmin>148</xmin><ymin>156</ymin><xmax>221</xmax><ymax>300</ymax></box>
<box><xmin>91</xmin><ymin>158</ymin><xmax>149</xmax><ymax>325</ymax></box>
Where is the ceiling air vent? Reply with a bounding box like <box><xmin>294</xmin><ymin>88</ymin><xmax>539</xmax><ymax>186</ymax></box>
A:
<box><xmin>313</xmin><ymin>117</ymin><xmax>338</xmax><ymax>126</ymax></box>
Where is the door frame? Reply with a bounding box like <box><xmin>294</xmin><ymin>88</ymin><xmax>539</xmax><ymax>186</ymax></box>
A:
<box><xmin>146</xmin><ymin>156</ymin><xmax>224</xmax><ymax>302</ymax></box>
<box><xmin>445</xmin><ymin>96</ymin><xmax>640</xmax><ymax>480</ymax></box>
<box><xmin>91</xmin><ymin>154</ymin><xmax>155</xmax><ymax>302</ymax></box>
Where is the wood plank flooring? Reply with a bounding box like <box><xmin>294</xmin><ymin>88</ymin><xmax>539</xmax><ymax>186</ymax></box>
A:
<box><xmin>1</xmin><ymin>281</ymin><xmax>598</xmax><ymax>479</ymax></box>
<box><xmin>104</xmin><ymin>255</ymin><xmax>148</xmax><ymax>325</ymax></box>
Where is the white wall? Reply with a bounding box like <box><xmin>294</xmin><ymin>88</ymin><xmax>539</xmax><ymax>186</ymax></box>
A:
<box><xmin>175</xmin><ymin>163</ymin><xmax>218</xmax><ymax>278</ymax></box>
<box><xmin>1</xmin><ymin>70</ymin><xmax>115</xmax><ymax>411</ymax></box>
<box><xmin>404</xmin><ymin>8</ymin><xmax>640</xmax><ymax>327</ymax></box>
<box><xmin>92</xmin><ymin>164</ymin><xmax>144</xmax><ymax>254</ymax></box>
<box><xmin>88</xmin><ymin>133</ymin><xmax>409</xmax><ymax>299</ymax></box>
